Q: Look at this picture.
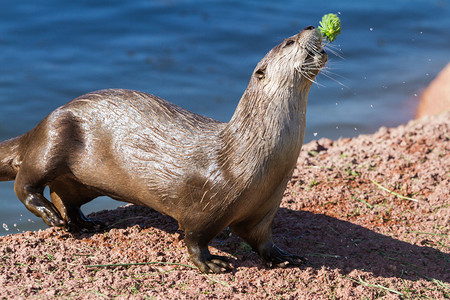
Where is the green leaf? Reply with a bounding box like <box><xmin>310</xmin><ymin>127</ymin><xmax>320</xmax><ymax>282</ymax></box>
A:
<box><xmin>318</xmin><ymin>13</ymin><xmax>342</xmax><ymax>42</ymax></box>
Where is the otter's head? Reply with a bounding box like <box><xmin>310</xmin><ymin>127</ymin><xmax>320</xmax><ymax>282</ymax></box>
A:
<box><xmin>252</xmin><ymin>26</ymin><xmax>327</xmax><ymax>91</ymax></box>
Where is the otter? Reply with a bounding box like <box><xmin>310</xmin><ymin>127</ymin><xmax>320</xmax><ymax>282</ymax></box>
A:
<box><xmin>0</xmin><ymin>26</ymin><xmax>327</xmax><ymax>273</ymax></box>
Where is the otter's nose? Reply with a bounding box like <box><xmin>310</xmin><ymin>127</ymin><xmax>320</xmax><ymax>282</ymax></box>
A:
<box><xmin>303</xmin><ymin>25</ymin><xmax>315</xmax><ymax>30</ymax></box>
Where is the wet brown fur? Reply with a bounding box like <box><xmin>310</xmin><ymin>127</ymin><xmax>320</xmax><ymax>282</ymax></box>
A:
<box><xmin>0</xmin><ymin>27</ymin><xmax>327</xmax><ymax>273</ymax></box>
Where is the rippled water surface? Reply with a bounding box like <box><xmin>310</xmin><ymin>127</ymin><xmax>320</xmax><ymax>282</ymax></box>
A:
<box><xmin>1</xmin><ymin>0</ymin><xmax>449</xmax><ymax>234</ymax></box>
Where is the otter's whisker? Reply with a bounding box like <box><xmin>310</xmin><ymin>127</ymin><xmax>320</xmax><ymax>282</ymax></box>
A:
<box><xmin>319</xmin><ymin>71</ymin><xmax>348</xmax><ymax>88</ymax></box>
<box><xmin>324</xmin><ymin>47</ymin><xmax>344</xmax><ymax>60</ymax></box>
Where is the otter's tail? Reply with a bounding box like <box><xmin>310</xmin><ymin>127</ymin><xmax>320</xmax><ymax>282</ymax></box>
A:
<box><xmin>0</xmin><ymin>136</ymin><xmax>21</xmax><ymax>181</ymax></box>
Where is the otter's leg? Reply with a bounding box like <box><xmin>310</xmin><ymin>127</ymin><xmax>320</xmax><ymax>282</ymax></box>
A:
<box><xmin>49</xmin><ymin>179</ymin><xmax>103</xmax><ymax>232</ymax></box>
<box><xmin>230</xmin><ymin>209</ymin><xmax>305</xmax><ymax>268</ymax></box>
<box><xmin>184</xmin><ymin>230</ymin><xmax>231</xmax><ymax>274</ymax></box>
<box><xmin>14</xmin><ymin>171</ymin><xmax>65</xmax><ymax>227</ymax></box>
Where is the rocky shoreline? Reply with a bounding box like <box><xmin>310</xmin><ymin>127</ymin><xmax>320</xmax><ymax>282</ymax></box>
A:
<box><xmin>0</xmin><ymin>111</ymin><xmax>448</xmax><ymax>299</ymax></box>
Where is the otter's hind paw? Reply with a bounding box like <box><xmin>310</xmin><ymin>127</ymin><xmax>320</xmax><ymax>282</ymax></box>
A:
<box><xmin>265</xmin><ymin>244</ymin><xmax>307</xmax><ymax>268</ymax></box>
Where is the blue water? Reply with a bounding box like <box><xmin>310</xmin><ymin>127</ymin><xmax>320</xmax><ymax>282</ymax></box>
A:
<box><xmin>1</xmin><ymin>0</ymin><xmax>449</xmax><ymax>235</ymax></box>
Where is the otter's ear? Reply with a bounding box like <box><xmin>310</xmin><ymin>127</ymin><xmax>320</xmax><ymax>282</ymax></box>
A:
<box><xmin>254</xmin><ymin>66</ymin><xmax>266</xmax><ymax>80</ymax></box>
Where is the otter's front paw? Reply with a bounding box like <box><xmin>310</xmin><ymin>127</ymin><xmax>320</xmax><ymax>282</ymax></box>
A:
<box><xmin>191</xmin><ymin>254</ymin><xmax>231</xmax><ymax>274</ymax></box>
<box><xmin>64</xmin><ymin>206</ymin><xmax>106</xmax><ymax>233</ymax></box>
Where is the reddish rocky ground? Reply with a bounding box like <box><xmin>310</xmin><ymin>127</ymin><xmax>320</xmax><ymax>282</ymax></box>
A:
<box><xmin>0</xmin><ymin>112</ymin><xmax>448</xmax><ymax>299</ymax></box>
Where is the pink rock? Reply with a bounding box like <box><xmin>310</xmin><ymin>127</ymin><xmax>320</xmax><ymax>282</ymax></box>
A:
<box><xmin>416</xmin><ymin>63</ymin><xmax>450</xmax><ymax>118</ymax></box>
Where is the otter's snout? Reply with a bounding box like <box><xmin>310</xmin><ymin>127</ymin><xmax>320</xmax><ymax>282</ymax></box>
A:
<box><xmin>298</xmin><ymin>25</ymin><xmax>322</xmax><ymax>46</ymax></box>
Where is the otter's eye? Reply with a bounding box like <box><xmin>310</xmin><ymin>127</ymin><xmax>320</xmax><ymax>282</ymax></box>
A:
<box><xmin>255</xmin><ymin>68</ymin><xmax>265</xmax><ymax>79</ymax></box>
<box><xmin>284</xmin><ymin>39</ymin><xmax>295</xmax><ymax>47</ymax></box>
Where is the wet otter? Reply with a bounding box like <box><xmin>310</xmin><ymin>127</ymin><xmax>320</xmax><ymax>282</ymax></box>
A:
<box><xmin>0</xmin><ymin>26</ymin><xmax>327</xmax><ymax>273</ymax></box>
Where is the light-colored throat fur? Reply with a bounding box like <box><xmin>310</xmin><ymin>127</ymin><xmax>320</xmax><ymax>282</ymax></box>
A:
<box><xmin>220</xmin><ymin>79</ymin><xmax>309</xmax><ymax>187</ymax></box>
<box><xmin>219</xmin><ymin>41</ymin><xmax>318</xmax><ymax>188</ymax></box>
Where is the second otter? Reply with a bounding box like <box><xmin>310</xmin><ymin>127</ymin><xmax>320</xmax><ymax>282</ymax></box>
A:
<box><xmin>0</xmin><ymin>26</ymin><xmax>327</xmax><ymax>273</ymax></box>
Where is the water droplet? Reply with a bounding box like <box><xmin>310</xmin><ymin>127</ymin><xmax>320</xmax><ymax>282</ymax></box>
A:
<box><xmin>370</xmin><ymin>104</ymin><xmax>374</xmax><ymax>108</ymax></box>
<box><xmin>336</xmin><ymin>102</ymin><xmax>338</xmax><ymax>106</ymax></box>
<box><xmin>313</xmin><ymin>132</ymin><xmax>318</xmax><ymax>136</ymax></box>
<box><xmin>369</xmin><ymin>28</ymin><xmax>373</xmax><ymax>31</ymax></box>
<box><xmin>3</xmin><ymin>224</ymin><xmax>9</xmax><ymax>231</ymax></box>
<box><xmin>414</xmin><ymin>94</ymin><xmax>418</xmax><ymax>97</ymax></box>
<box><xmin>420</xmin><ymin>31</ymin><xmax>423</xmax><ymax>34</ymax></box>
<box><xmin>336</xmin><ymin>126</ymin><xmax>339</xmax><ymax>129</ymax></box>
<box><xmin>426</xmin><ymin>73</ymin><xmax>429</xmax><ymax>76</ymax></box>
<box><xmin>428</xmin><ymin>58</ymin><xmax>432</xmax><ymax>62</ymax></box>
<box><xmin>354</xmin><ymin>128</ymin><xmax>358</xmax><ymax>131</ymax></box>
<box><xmin>14</xmin><ymin>223</ymin><xmax>17</xmax><ymax>227</ymax></box>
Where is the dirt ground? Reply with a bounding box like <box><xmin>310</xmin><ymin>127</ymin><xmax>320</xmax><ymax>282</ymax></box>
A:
<box><xmin>0</xmin><ymin>112</ymin><xmax>448</xmax><ymax>299</ymax></box>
